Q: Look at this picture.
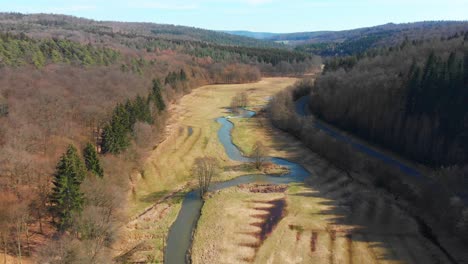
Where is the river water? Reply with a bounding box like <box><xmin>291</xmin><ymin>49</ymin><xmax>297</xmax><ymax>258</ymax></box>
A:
<box><xmin>164</xmin><ymin>110</ymin><xmax>310</xmax><ymax>263</ymax></box>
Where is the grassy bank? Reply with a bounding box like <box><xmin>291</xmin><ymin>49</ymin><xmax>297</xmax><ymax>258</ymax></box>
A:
<box><xmin>118</xmin><ymin>78</ymin><xmax>298</xmax><ymax>262</ymax></box>
<box><xmin>191</xmin><ymin>83</ymin><xmax>462</xmax><ymax>263</ymax></box>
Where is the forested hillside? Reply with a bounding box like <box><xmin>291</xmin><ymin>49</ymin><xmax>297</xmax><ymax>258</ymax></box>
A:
<box><xmin>0</xmin><ymin>13</ymin><xmax>281</xmax><ymax>48</ymax></box>
<box><xmin>309</xmin><ymin>34</ymin><xmax>468</xmax><ymax>167</ymax></box>
<box><xmin>0</xmin><ymin>14</ymin><xmax>319</xmax><ymax>262</ymax></box>
<box><xmin>0</xmin><ymin>13</ymin><xmax>318</xmax><ymax>75</ymax></box>
<box><xmin>268</xmin><ymin>32</ymin><xmax>468</xmax><ymax>247</ymax></box>
<box><xmin>291</xmin><ymin>21</ymin><xmax>468</xmax><ymax>56</ymax></box>
<box><xmin>224</xmin><ymin>21</ymin><xmax>468</xmax><ymax>57</ymax></box>
<box><xmin>0</xmin><ymin>32</ymin><xmax>120</xmax><ymax>67</ymax></box>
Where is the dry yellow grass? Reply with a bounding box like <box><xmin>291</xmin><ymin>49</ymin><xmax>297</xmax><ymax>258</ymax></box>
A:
<box><xmin>192</xmin><ymin>180</ymin><xmax>455</xmax><ymax>264</ymax></box>
<box><xmin>191</xmin><ymin>88</ymin><xmax>458</xmax><ymax>263</ymax></box>
<box><xmin>121</xmin><ymin>76</ymin><xmax>462</xmax><ymax>263</ymax></box>
<box><xmin>133</xmin><ymin>77</ymin><xmax>298</xmax><ymax>213</ymax></box>
<box><xmin>118</xmin><ymin>78</ymin><xmax>298</xmax><ymax>262</ymax></box>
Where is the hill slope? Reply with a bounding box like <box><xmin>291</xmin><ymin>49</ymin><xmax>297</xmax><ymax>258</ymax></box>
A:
<box><xmin>0</xmin><ymin>12</ymin><xmax>282</xmax><ymax>48</ymax></box>
<box><xmin>222</xmin><ymin>30</ymin><xmax>278</xmax><ymax>40</ymax></box>
<box><xmin>0</xmin><ymin>12</ymin><xmax>319</xmax><ymax>264</ymax></box>
<box><xmin>225</xmin><ymin>21</ymin><xmax>468</xmax><ymax>56</ymax></box>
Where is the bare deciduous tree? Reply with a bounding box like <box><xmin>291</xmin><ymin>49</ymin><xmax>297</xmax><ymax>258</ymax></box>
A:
<box><xmin>29</xmin><ymin>173</ymin><xmax>50</xmax><ymax>234</ymax></box>
<box><xmin>251</xmin><ymin>141</ymin><xmax>267</xmax><ymax>170</ymax></box>
<box><xmin>230</xmin><ymin>92</ymin><xmax>249</xmax><ymax>113</ymax></box>
<box><xmin>193</xmin><ymin>157</ymin><xmax>218</xmax><ymax>197</ymax></box>
<box><xmin>0</xmin><ymin>192</ymin><xmax>16</xmax><ymax>263</ymax></box>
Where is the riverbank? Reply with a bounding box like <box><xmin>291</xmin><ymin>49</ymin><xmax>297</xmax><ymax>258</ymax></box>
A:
<box><xmin>191</xmin><ymin>94</ymin><xmax>463</xmax><ymax>263</ymax></box>
<box><xmin>116</xmin><ymin>78</ymin><xmax>298</xmax><ymax>263</ymax></box>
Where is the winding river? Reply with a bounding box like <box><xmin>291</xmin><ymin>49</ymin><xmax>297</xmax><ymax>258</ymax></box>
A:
<box><xmin>164</xmin><ymin>110</ymin><xmax>310</xmax><ymax>263</ymax></box>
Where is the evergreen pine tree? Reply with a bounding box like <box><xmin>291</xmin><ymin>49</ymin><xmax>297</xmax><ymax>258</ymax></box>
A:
<box><xmin>114</xmin><ymin>103</ymin><xmax>132</xmax><ymax>132</ymax></box>
<box><xmin>101</xmin><ymin>117</ymin><xmax>130</xmax><ymax>154</ymax></box>
<box><xmin>49</xmin><ymin>145</ymin><xmax>86</xmax><ymax>231</ymax></box>
<box><xmin>134</xmin><ymin>95</ymin><xmax>153</xmax><ymax>123</ymax></box>
<box><xmin>83</xmin><ymin>143</ymin><xmax>104</xmax><ymax>177</ymax></box>
<box><xmin>151</xmin><ymin>79</ymin><xmax>166</xmax><ymax>112</ymax></box>
<box><xmin>124</xmin><ymin>99</ymin><xmax>136</xmax><ymax>129</ymax></box>
<box><xmin>464</xmin><ymin>52</ymin><xmax>468</xmax><ymax>85</ymax></box>
<box><xmin>180</xmin><ymin>69</ymin><xmax>187</xmax><ymax>81</ymax></box>
<box><xmin>405</xmin><ymin>62</ymin><xmax>421</xmax><ymax>114</ymax></box>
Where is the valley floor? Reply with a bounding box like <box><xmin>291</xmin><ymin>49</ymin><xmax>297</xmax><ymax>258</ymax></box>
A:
<box><xmin>118</xmin><ymin>77</ymin><xmax>467</xmax><ymax>264</ymax></box>
<box><xmin>191</xmin><ymin>87</ymin><xmax>467</xmax><ymax>264</ymax></box>
<box><xmin>116</xmin><ymin>78</ymin><xmax>298</xmax><ymax>263</ymax></box>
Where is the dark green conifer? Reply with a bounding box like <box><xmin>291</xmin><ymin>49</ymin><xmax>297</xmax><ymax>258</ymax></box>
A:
<box><xmin>151</xmin><ymin>79</ymin><xmax>166</xmax><ymax>112</ymax></box>
<box><xmin>101</xmin><ymin>117</ymin><xmax>130</xmax><ymax>154</ymax></box>
<box><xmin>49</xmin><ymin>145</ymin><xmax>86</xmax><ymax>231</ymax></box>
<box><xmin>83</xmin><ymin>143</ymin><xmax>104</xmax><ymax>177</ymax></box>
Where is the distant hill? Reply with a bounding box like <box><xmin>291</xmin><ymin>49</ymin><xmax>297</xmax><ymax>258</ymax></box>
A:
<box><xmin>0</xmin><ymin>13</ymin><xmax>282</xmax><ymax>48</ymax></box>
<box><xmin>222</xmin><ymin>30</ymin><xmax>277</xmax><ymax>40</ymax></box>
<box><xmin>225</xmin><ymin>21</ymin><xmax>468</xmax><ymax>43</ymax></box>
<box><xmin>268</xmin><ymin>21</ymin><xmax>468</xmax><ymax>43</ymax></box>
<box><xmin>224</xmin><ymin>21</ymin><xmax>468</xmax><ymax>56</ymax></box>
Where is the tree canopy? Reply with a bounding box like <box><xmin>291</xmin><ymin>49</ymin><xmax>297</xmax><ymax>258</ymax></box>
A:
<box><xmin>49</xmin><ymin>145</ymin><xmax>86</xmax><ymax>231</ymax></box>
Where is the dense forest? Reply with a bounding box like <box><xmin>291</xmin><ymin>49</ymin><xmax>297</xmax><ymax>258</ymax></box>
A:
<box><xmin>137</xmin><ymin>38</ymin><xmax>317</xmax><ymax>75</ymax></box>
<box><xmin>308</xmin><ymin>34</ymin><xmax>468</xmax><ymax>167</ymax></box>
<box><xmin>294</xmin><ymin>31</ymin><xmax>391</xmax><ymax>56</ymax></box>
<box><xmin>0</xmin><ymin>13</ymin><xmax>319</xmax><ymax>76</ymax></box>
<box><xmin>291</xmin><ymin>21</ymin><xmax>468</xmax><ymax>56</ymax></box>
<box><xmin>267</xmin><ymin>31</ymin><xmax>468</xmax><ymax>246</ymax></box>
<box><xmin>0</xmin><ymin>13</ymin><xmax>282</xmax><ymax>48</ymax></box>
<box><xmin>269</xmin><ymin>78</ymin><xmax>468</xmax><ymax>246</ymax></box>
<box><xmin>0</xmin><ymin>33</ymin><xmax>120</xmax><ymax>67</ymax></box>
<box><xmin>227</xmin><ymin>21</ymin><xmax>468</xmax><ymax>58</ymax></box>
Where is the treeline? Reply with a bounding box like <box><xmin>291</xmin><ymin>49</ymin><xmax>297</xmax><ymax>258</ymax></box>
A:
<box><xmin>101</xmin><ymin>79</ymin><xmax>166</xmax><ymax>154</ymax></box>
<box><xmin>309</xmin><ymin>34</ymin><xmax>468</xmax><ymax>167</ymax></box>
<box><xmin>42</xmin><ymin>75</ymin><xmax>173</xmax><ymax>260</ymax></box>
<box><xmin>295</xmin><ymin>32</ymin><xmax>389</xmax><ymax>56</ymax></box>
<box><xmin>0</xmin><ymin>32</ymin><xmax>320</xmax><ymax>77</ymax></box>
<box><xmin>0</xmin><ymin>33</ymin><xmax>120</xmax><ymax>68</ymax></box>
<box><xmin>0</xmin><ymin>48</ymin><xmax>263</xmax><ymax>260</ymax></box>
<box><xmin>268</xmin><ymin>79</ymin><xmax>468</xmax><ymax>245</ymax></box>
<box><xmin>292</xmin><ymin>22</ymin><xmax>468</xmax><ymax>57</ymax></box>
<box><xmin>188</xmin><ymin>43</ymin><xmax>310</xmax><ymax>66</ymax></box>
<box><xmin>0</xmin><ymin>65</ymin><xmax>195</xmax><ymax>261</ymax></box>
<box><xmin>138</xmin><ymin>38</ymin><xmax>319</xmax><ymax>75</ymax></box>
<box><xmin>0</xmin><ymin>13</ymin><xmax>282</xmax><ymax>49</ymax></box>
<box><xmin>323</xmin><ymin>38</ymin><xmax>427</xmax><ymax>73</ymax></box>
<box><xmin>0</xmin><ymin>16</ymin><xmax>313</xmax><ymax>262</ymax></box>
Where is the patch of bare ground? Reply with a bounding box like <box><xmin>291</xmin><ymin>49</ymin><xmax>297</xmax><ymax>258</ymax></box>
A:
<box><xmin>239</xmin><ymin>183</ymin><xmax>288</xmax><ymax>193</ymax></box>
<box><xmin>260</xmin><ymin>162</ymin><xmax>289</xmax><ymax>175</ymax></box>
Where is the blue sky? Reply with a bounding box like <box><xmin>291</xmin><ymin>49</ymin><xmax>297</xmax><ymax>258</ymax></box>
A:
<box><xmin>0</xmin><ymin>0</ymin><xmax>467</xmax><ymax>33</ymax></box>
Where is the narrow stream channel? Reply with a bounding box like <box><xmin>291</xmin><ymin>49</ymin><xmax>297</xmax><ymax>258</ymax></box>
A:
<box><xmin>164</xmin><ymin>110</ymin><xmax>310</xmax><ymax>263</ymax></box>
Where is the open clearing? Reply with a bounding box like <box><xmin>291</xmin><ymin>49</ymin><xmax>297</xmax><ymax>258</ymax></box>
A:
<box><xmin>116</xmin><ymin>78</ymin><xmax>298</xmax><ymax>263</ymax></box>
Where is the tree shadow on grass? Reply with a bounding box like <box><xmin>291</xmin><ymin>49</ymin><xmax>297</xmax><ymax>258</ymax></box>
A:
<box><xmin>288</xmin><ymin>173</ymin><xmax>459</xmax><ymax>264</ymax></box>
<box><xmin>139</xmin><ymin>190</ymin><xmax>186</xmax><ymax>205</ymax></box>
